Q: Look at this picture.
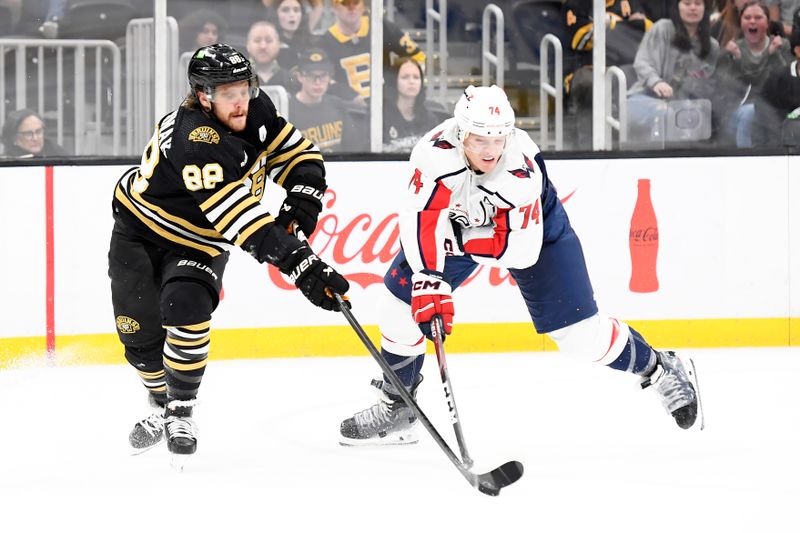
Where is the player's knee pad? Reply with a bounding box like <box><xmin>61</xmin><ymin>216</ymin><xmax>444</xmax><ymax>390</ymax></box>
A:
<box><xmin>548</xmin><ymin>313</ymin><xmax>630</xmax><ymax>365</ymax></box>
<box><xmin>160</xmin><ymin>279</ymin><xmax>214</xmax><ymax>327</ymax></box>
<box><xmin>378</xmin><ymin>286</ymin><xmax>426</xmax><ymax>357</ymax></box>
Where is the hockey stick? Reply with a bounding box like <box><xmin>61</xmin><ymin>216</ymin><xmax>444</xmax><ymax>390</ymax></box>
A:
<box><xmin>331</xmin><ymin>292</ymin><xmax>523</xmax><ymax>496</ymax></box>
<box><xmin>430</xmin><ymin>315</ymin><xmax>473</xmax><ymax>467</ymax></box>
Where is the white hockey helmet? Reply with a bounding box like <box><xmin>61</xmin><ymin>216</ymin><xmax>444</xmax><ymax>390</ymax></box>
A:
<box><xmin>454</xmin><ymin>85</ymin><xmax>515</xmax><ymax>142</ymax></box>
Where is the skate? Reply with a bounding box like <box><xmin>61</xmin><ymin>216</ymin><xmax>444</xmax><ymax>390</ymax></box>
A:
<box><xmin>640</xmin><ymin>351</ymin><xmax>704</xmax><ymax>430</ymax></box>
<box><xmin>164</xmin><ymin>398</ymin><xmax>199</xmax><ymax>471</ymax></box>
<box><xmin>340</xmin><ymin>376</ymin><xmax>423</xmax><ymax>446</ymax></box>
<box><xmin>129</xmin><ymin>394</ymin><xmax>166</xmax><ymax>455</ymax></box>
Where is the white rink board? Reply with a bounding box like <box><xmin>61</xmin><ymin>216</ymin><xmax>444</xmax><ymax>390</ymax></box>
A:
<box><xmin>0</xmin><ymin>155</ymin><xmax>796</xmax><ymax>339</ymax></box>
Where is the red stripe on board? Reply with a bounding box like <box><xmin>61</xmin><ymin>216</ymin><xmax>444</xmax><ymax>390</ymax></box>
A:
<box><xmin>45</xmin><ymin>166</ymin><xmax>55</xmax><ymax>360</ymax></box>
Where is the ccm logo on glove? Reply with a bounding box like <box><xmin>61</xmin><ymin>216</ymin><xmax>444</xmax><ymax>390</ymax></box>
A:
<box><xmin>411</xmin><ymin>270</ymin><xmax>454</xmax><ymax>336</ymax></box>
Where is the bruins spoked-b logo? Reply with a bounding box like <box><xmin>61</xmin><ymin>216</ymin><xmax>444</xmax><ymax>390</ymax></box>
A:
<box><xmin>116</xmin><ymin>315</ymin><xmax>141</xmax><ymax>334</ymax></box>
<box><xmin>188</xmin><ymin>126</ymin><xmax>220</xmax><ymax>144</ymax></box>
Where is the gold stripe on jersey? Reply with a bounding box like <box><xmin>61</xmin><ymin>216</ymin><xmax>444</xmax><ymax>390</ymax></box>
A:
<box><xmin>115</xmin><ymin>183</ymin><xmax>224</xmax><ymax>257</ymax></box>
<box><xmin>274</xmin><ymin>153</ymin><xmax>325</xmax><ymax>186</ymax></box>
<box><xmin>216</xmin><ymin>194</ymin><xmax>260</xmax><ymax>232</ymax></box>
<box><xmin>266</xmin><ymin>123</ymin><xmax>294</xmax><ymax>154</ymax></box>
<box><xmin>130</xmin><ymin>187</ymin><xmax>224</xmax><ymax>239</ymax></box>
<box><xmin>268</xmin><ymin>138</ymin><xmax>315</xmax><ymax>168</ymax></box>
<box><xmin>234</xmin><ymin>214</ymin><xmax>274</xmax><ymax>246</ymax></box>
<box><xmin>199</xmin><ymin>180</ymin><xmax>245</xmax><ymax>213</ymax></box>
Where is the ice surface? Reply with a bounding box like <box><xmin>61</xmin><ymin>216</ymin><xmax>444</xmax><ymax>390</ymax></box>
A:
<box><xmin>0</xmin><ymin>348</ymin><xmax>798</xmax><ymax>532</ymax></box>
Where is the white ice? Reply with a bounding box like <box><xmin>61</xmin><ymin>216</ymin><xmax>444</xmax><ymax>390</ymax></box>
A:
<box><xmin>0</xmin><ymin>348</ymin><xmax>797</xmax><ymax>533</ymax></box>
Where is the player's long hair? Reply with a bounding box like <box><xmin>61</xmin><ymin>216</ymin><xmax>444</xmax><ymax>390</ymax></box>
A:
<box><xmin>670</xmin><ymin>0</ymin><xmax>713</xmax><ymax>58</ymax></box>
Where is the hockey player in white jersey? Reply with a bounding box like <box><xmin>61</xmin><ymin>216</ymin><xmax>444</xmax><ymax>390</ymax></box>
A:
<box><xmin>339</xmin><ymin>85</ymin><xmax>703</xmax><ymax>445</ymax></box>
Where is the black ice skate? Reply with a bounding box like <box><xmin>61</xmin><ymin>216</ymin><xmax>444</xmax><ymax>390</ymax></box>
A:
<box><xmin>340</xmin><ymin>376</ymin><xmax>423</xmax><ymax>446</ymax></box>
<box><xmin>129</xmin><ymin>394</ymin><xmax>166</xmax><ymax>454</ymax></box>
<box><xmin>165</xmin><ymin>398</ymin><xmax>199</xmax><ymax>470</ymax></box>
<box><xmin>641</xmin><ymin>350</ymin><xmax>704</xmax><ymax>430</ymax></box>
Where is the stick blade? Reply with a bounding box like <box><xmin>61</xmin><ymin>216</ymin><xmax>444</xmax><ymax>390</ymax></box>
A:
<box><xmin>476</xmin><ymin>460</ymin><xmax>524</xmax><ymax>496</ymax></box>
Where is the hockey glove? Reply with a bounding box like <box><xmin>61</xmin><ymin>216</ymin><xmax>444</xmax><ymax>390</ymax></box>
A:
<box><xmin>280</xmin><ymin>242</ymin><xmax>349</xmax><ymax>311</ymax></box>
<box><xmin>276</xmin><ymin>181</ymin><xmax>325</xmax><ymax>236</ymax></box>
<box><xmin>411</xmin><ymin>270</ymin><xmax>454</xmax><ymax>339</ymax></box>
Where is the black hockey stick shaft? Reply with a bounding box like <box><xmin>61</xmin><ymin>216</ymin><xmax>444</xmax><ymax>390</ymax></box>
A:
<box><xmin>332</xmin><ymin>292</ymin><xmax>524</xmax><ymax>495</ymax></box>
<box><xmin>430</xmin><ymin>315</ymin><xmax>473</xmax><ymax>467</ymax></box>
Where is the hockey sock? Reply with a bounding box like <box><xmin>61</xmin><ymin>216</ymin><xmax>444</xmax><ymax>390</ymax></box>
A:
<box><xmin>136</xmin><ymin>368</ymin><xmax>167</xmax><ymax>405</ymax></box>
<box><xmin>606</xmin><ymin>326</ymin><xmax>657</xmax><ymax>375</ymax></box>
<box><xmin>162</xmin><ymin>322</ymin><xmax>210</xmax><ymax>401</ymax></box>
<box><xmin>381</xmin><ymin>349</ymin><xmax>424</xmax><ymax>389</ymax></box>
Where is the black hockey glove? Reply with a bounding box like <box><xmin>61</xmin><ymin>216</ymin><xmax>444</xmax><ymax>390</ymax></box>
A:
<box><xmin>280</xmin><ymin>242</ymin><xmax>350</xmax><ymax>311</ymax></box>
<box><xmin>276</xmin><ymin>181</ymin><xmax>325</xmax><ymax>236</ymax></box>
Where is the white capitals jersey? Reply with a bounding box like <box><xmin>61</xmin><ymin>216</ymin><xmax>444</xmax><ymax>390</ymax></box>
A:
<box><xmin>400</xmin><ymin>118</ymin><xmax>545</xmax><ymax>273</ymax></box>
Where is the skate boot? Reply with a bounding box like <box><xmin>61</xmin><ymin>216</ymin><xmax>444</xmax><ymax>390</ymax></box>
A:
<box><xmin>164</xmin><ymin>398</ymin><xmax>199</xmax><ymax>470</ymax></box>
<box><xmin>640</xmin><ymin>351</ymin><xmax>704</xmax><ymax>430</ymax></box>
<box><xmin>340</xmin><ymin>376</ymin><xmax>423</xmax><ymax>446</ymax></box>
<box><xmin>129</xmin><ymin>394</ymin><xmax>166</xmax><ymax>454</ymax></box>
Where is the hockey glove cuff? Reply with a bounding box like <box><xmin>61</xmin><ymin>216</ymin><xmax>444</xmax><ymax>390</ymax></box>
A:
<box><xmin>276</xmin><ymin>180</ymin><xmax>326</xmax><ymax>236</ymax></box>
<box><xmin>411</xmin><ymin>270</ymin><xmax>454</xmax><ymax>339</ymax></box>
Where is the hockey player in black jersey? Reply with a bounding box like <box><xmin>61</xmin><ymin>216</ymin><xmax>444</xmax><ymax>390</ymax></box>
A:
<box><xmin>108</xmin><ymin>43</ymin><xmax>349</xmax><ymax>466</ymax></box>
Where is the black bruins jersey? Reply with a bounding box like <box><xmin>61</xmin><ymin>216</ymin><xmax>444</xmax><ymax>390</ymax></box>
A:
<box><xmin>113</xmin><ymin>91</ymin><xmax>324</xmax><ymax>258</ymax></box>
<box><xmin>318</xmin><ymin>16</ymin><xmax>425</xmax><ymax>100</ymax></box>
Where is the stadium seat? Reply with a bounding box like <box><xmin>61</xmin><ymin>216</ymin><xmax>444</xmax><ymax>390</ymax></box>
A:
<box><xmin>58</xmin><ymin>0</ymin><xmax>137</xmax><ymax>40</ymax></box>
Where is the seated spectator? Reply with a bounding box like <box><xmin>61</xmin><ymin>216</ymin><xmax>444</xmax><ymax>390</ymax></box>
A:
<box><xmin>755</xmin><ymin>6</ymin><xmax>800</xmax><ymax>144</ymax></box>
<box><xmin>1</xmin><ymin>109</ymin><xmax>67</xmax><ymax>158</ymax></box>
<box><xmin>178</xmin><ymin>9</ymin><xmax>227</xmax><ymax>55</ymax></box>
<box><xmin>627</xmin><ymin>0</ymin><xmax>719</xmax><ymax>135</ymax></box>
<box><xmin>715</xmin><ymin>0</ymin><xmax>792</xmax><ymax>146</ymax></box>
<box><xmin>382</xmin><ymin>57</ymin><xmax>440</xmax><ymax>153</ymax></box>
<box><xmin>288</xmin><ymin>48</ymin><xmax>364</xmax><ymax>153</ymax></box>
<box><xmin>246</xmin><ymin>20</ymin><xmax>295</xmax><ymax>90</ymax></box>
<box><xmin>273</xmin><ymin>0</ymin><xmax>312</xmax><ymax>72</ymax></box>
<box><xmin>316</xmin><ymin>0</ymin><xmax>426</xmax><ymax>105</ymax></box>
<box><xmin>563</xmin><ymin>0</ymin><xmax>654</xmax><ymax>149</ymax></box>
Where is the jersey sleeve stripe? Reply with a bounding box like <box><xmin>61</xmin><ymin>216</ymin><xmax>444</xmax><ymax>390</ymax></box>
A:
<box><xmin>462</xmin><ymin>208</ymin><xmax>511</xmax><ymax>259</ymax></box>
<box><xmin>266</xmin><ymin>123</ymin><xmax>294</xmax><ymax>153</ymax></box>
<box><xmin>219</xmin><ymin>202</ymin><xmax>272</xmax><ymax>241</ymax></box>
<box><xmin>274</xmin><ymin>153</ymin><xmax>324</xmax><ymax>186</ymax></box>
<box><xmin>234</xmin><ymin>213</ymin><xmax>274</xmax><ymax>246</ymax></box>
<box><xmin>199</xmin><ymin>180</ymin><xmax>246</xmax><ymax>212</ymax></box>
<box><xmin>203</xmin><ymin>185</ymin><xmax>250</xmax><ymax>221</ymax></box>
<box><xmin>211</xmin><ymin>194</ymin><xmax>260</xmax><ymax>233</ymax></box>
<box><xmin>416</xmin><ymin>182</ymin><xmax>452</xmax><ymax>270</ymax></box>
<box><xmin>128</xmin><ymin>186</ymin><xmax>224</xmax><ymax>238</ymax></box>
<box><xmin>268</xmin><ymin>137</ymin><xmax>315</xmax><ymax>168</ymax></box>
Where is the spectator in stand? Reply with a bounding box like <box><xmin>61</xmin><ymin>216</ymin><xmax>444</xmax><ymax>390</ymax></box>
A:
<box><xmin>273</xmin><ymin>0</ymin><xmax>312</xmax><ymax>72</ymax></box>
<box><xmin>715</xmin><ymin>0</ymin><xmax>792</xmax><ymax>146</ymax></box>
<box><xmin>317</xmin><ymin>0</ymin><xmax>426</xmax><ymax>105</ymax></box>
<box><xmin>1</xmin><ymin>109</ymin><xmax>67</xmax><ymax>158</ymax></box>
<box><xmin>563</xmin><ymin>0</ymin><xmax>654</xmax><ymax>149</ymax></box>
<box><xmin>288</xmin><ymin>48</ymin><xmax>363</xmax><ymax>153</ymax></box>
<box><xmin>246</xmin><ymin>20</ymin><xmax>295</xmax><ymax>90</ymax></box>
<box><xmin>711</xmin><ymin>0</ymin><xmax>783</xmax><ymax>47</ymax></box>
<box><xmin>627</xmin><ymin>0</ymin><xmax>719</xmax><ymax>134</ymax></box>
<box><xmin>755</xmin><ymin>6</ymin><xmax>800</xmax><ymax>144</ymax></box>
<box><xmin>382</xmin><ymin>57</ymin><xmax>439</xmax><ymax>153</ymax></box>
<box><xmin>178</xmin><ymin>9</ymin><xmax>227</xmax><ymax>55</ymax></box>
<box><xmin>771</xmin><ymin>0</ymin><xmax>799</xmax><ymax>34</ymax></box>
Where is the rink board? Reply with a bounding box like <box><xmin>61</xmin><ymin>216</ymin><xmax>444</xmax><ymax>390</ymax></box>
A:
<box><xmin>0</xmin><ymin>155</ymin><xmax>798</xmax><ymax>365</ymax></box>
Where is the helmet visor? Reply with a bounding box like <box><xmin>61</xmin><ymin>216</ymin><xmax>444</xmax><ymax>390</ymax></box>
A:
<box><xmin>203</xmin><ymin>75</ymin><xmax>260</xmax><ymax>102</ymax></box>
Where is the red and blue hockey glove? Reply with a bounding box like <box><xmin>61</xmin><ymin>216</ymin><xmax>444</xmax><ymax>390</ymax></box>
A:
<box><xmin>411</xmin><ymin>270</ymin><xmax>454</xmax><ymax>339</ymax></box>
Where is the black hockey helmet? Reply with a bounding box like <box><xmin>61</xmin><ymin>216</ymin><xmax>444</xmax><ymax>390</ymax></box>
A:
<box><xmin>187</xmin><ymin>43</ymin><xmax>259</xmax><ymax>101</ymax></box>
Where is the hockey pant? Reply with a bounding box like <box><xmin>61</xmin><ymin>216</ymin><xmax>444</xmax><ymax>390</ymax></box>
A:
<box><xmin>108</xmin><ymin>221</ymin><xmax>227</xmax><ymax>403</ymax></box>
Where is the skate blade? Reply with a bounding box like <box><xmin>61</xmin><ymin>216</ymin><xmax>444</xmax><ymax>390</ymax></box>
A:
<box><xmin>339</xmin><ymin>429</ymin><xmax>419</xmax><ymax>447</ymax></box>
<box><xmin>170</xmin><ymin>453</ymin><xmax>191</xmax><ymax>472</ymax></box>
<box><xmin>686</xmin><ymin>358</ymin><xmax>705</xmax><ymax>431</ymax></box>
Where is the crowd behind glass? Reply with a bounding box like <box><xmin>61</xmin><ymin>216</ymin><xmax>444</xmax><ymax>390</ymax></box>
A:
<box><xmin>1</xmin><ymin>0</ymin><xmax>798</xmax><ymax>158</ymax></box>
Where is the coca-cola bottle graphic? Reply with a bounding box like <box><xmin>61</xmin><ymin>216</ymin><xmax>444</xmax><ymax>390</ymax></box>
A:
<box><xmin>629</xmin><ymin>178</ymin><xmax>659</xmax><ymax>292</ymax></box>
